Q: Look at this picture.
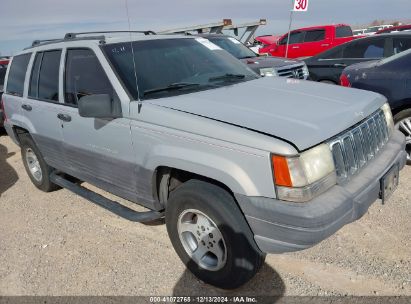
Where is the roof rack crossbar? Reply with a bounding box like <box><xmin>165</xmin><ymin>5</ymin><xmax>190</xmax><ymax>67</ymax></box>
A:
<box><xmin>64</xmin><ymin>30</ymin><xmax>156</xmax><ymax>39</ymax></box>
<box><xmin>32</xmin><ymin>39</ymin><xmax>62</xmax><ymax>47</ymax></box>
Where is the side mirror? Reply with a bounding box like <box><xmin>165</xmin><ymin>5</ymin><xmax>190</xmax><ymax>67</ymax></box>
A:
<box><xmin>78</xmin><ymin>94</ymin><xmax>121</xmax><ymax>118</ymax></box>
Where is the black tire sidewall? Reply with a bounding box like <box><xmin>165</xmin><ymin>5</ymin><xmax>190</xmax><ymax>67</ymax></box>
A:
<box><xmin>394</xmin><ymin>108</ymin><xmax>411</xmax><ymax>165</ymax></box>
<box><xmin>20</xmin><ymin>134</ymin><xmax>57</xmax><ymax>192</ymax></box>
<box><xmin>166</xmin><ymin>180</ymin><xmax>264</xmax><ymax>289</ymax></box>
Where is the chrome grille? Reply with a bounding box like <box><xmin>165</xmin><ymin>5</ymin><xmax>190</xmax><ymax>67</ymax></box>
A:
<box><xmin>276</xmin><ymin>64</ymin><xmax>305</xmax><ymax>79</ymax></box>
<box><xmin>329</xmin><ymin>110</ymin><xmax>389</xmax><ymax>183</ymax></box>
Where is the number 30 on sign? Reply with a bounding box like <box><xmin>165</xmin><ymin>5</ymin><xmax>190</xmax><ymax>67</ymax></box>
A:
<box><xmin>294</xmin><ymin>0</ymin><xmax>309</xmax><ymax>11</ymax></box>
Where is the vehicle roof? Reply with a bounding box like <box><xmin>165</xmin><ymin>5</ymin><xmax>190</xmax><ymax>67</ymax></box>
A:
<box><xmin>288</xmin><ymin>23</ymin><xmax>350</xmax><ymax>33</ymax></box>
<box><xmin>376</xmin><ymin>24</ymin><xmax>411</xmax><ymax>34</ymax></box>
<box><xmin>17</xmin><ymin>33</ymin><xmax>193</xmax><ymax>55</ymax></box>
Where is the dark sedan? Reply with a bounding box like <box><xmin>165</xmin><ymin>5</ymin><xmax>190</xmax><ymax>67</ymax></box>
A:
<box><xmin>340</xmin><ymin>48</ymin><xmax>411</xmax><ymax>163</ymax></box>
<box><xmin>304</xmin><ymin>32</ymin><xmax>411</xmax><ymax>84</ymax></box>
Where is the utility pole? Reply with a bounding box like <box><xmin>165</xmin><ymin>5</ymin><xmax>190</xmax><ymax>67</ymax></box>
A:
<box><xmin>285</xmin><ymin>0</ymin><xmax>294</xmax><ymax>58</ymax></box>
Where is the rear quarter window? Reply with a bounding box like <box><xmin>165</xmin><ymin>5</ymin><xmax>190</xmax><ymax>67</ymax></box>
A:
<box><xmin>6</xmin><ymin>53</ymin><xmax>31</xmax><ymax>96</ymax></box>
<box><xmin>336</xmin><ymin>26</ymin><xmax>353</xmax><ymax>38</ymax></box>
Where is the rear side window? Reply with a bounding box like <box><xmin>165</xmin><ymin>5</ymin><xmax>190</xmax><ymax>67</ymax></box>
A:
<box><xmin>29</xmin><ymin>53</ymin><xmax>42</xmax><ymax>98</ymax></box>
<box><xmin>336</xmin><ymin>26</ymin><xmax>353</xmax><ymax>38</ymax></box>
<box><xmin>393</xmin><ymin>38</ymin><xmax>411</xmax><ymax>54</ymax></box>
<box><xmin>304</xmin><ymin>30</ymin><xmax>325</xmax><ymax>42</ymax></box>
<box><xmin>344</xmin><ymin>39</ymin><xmax>385</xmax><ymax>58</ymax></box>
<box><xmin>38</xmin><ymin>51</ymin><xmax>61</xmax><ymax>101</ymax></box>
<box><xmin>6</xmin><ymin>53</ymin><xmax>31</xmax><ymax>96</ymax></box>
<box><xmin>64</xmin><ymin>49</ymin><xmax>115</xmax><ymax>106</ymax></box>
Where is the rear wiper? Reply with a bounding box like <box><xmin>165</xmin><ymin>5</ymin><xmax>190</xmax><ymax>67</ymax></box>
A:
<box><xmin>143</xmin><ymin>82</ymin><xmax>200</xmax><ymax>97</ymax></box>
<box><xmin>209</xmin><ymin>73</ymin><xmax>246</xmax><ymax>82</ymax></box>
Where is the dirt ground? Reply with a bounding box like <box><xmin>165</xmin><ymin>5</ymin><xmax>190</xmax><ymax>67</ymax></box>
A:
<box><xmin>0</xmin><ymin>132</ymin><xmax>410</xmax><ymax>297</ymax></box>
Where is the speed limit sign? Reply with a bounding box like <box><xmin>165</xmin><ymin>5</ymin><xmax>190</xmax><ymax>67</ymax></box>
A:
<box><xmin>293</xmin><ymin>0</ymin><xmax>309</xmax><ymax>11</ymax></box>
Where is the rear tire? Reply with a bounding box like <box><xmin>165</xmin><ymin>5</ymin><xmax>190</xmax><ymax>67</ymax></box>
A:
<box><xmin>166</xmin><ymin>180</ymin><xmax>265</xmax><ymax>289</ymax></box>
<box><xmin>394</xmin><ymin>108</ymin><xmax>411</xmax><ymax>165</ymax></box>
<box><xmin>20</xmin><ymin>134</ymin><xmax>59</xmax><ymax>192</ymax></box>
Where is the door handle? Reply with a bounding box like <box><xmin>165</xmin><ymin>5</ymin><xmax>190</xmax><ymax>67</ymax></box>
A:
<box><xmin>292</xmin><ymin>46</ymin><xmax>300</xmax><ymax>49</ymax></box>
<box><xmin>57</xmin><ymin>113</ymin><xmax>72</xmax><ymax>122</ymax></box>
<box><xmin>321</xmin><ymin>44</ymin><xmax>330</xmax><ymax>47</ymax></box>
<box><xmin>21</xmin><ymin>104</ymin><xmax>32</xmax><ymax>111</ymax></box>
<box><xmin>334</xmin><ymin>63</ymin><xmax>347</xmax><ymax>68</ymax></box>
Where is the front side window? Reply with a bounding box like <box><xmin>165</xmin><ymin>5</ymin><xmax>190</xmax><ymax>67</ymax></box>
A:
<box><xmin>344</xmin><ymin>39</ymin><xmax>385</xmax><ymax>58</ymax></box>
<box><xmin>320</xmin><ymin>45</ymin><xmax>344</xmax><ymax>59</ymax></box>
<box><xmin>304</xmin><ymin>30</ymin><xmax>325</xmax><ymax>42</ymax></box>
<box><xmin>64</xmin><ymin>49</ymin><xmax>117</xmax><ymax>106</ymax></box>
<box><xmin>6</xmin><ymin>53</ymin><xmax>31</xmax><ymax>96</ymax></box>
<box><xmin>102</xmin><ymin>38</ymin><xmax>258</xmax><ymax>100</ymax></box>
<box><xmin>279</xmin><ymin>31</ymin><xmax>304</xmax><ymax>45</ymax></box>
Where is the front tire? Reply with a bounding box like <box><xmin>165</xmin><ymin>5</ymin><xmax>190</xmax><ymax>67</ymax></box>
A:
<box><xmin>20</xmin><ymin>134</ymin><xmax>59</xmax><ymax>192</ymax></box>
<box><xmin>166</xmin><ymin>180</ymin><xmax>265</xmax><ymax>289</ymax></box>
<box><xmin>394</xmin><ymin>109</ymin><xmax>411</xmax><ymax>165</ymax></box>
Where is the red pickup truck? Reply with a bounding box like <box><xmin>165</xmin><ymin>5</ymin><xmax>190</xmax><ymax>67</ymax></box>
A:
<box><xmin>260</xmin><ymin>24</ymin><xmax>358</xmax><ymax>58</ymax></box>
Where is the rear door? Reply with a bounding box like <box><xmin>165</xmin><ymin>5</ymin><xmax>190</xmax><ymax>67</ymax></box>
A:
<box><xmin>23</xmin><ymin>50</ymin><xmax>66</xmax><ymax>169</ymax></box>
<box><xmin>300</xmin><ymin>28</ymin><xmax>328</xmax><ymax>57</ymax></box>
<box><xmin>58</xmin><ymin>48</ymin><xmax>140</xmax><ymax>203</ymax></box>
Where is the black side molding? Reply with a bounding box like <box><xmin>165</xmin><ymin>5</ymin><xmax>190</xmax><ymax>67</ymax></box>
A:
<box><xmin>50</xmin><ymin>172</ymin><xmax>164</xmax><ymax>223</ymax></box>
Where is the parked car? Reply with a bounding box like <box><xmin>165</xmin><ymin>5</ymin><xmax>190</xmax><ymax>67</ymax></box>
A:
<box><xmin>340</xmin><ymin>48</ymin><xmax>411</xmax><ymax>163</ymax></box>
<box><xmin>353</xmin><ymin>29</ymin><xmax>367</xmax><ymax>36</ymax></box>
<box><xmin>262</xmin><ymin>24</ymin><xmax>357</xmax><ymax>58</ymax></box>
<box><xmin>376</xmin><ymin>24</ymin><xmax>411</xmax><ymax>34</ymax></box>
<box><xmin>251</xmin><ymin>35</ymin><xmax>279</xmax><ymax>53</ymax></box>
<box><xmin>0</xmin><ymin>63</ymin><xmax>9</xmax><ymax>128</ymax></box>
<box><xmin>2</xmin><ymin>31</ymin><xmax>406</xmax><ymax>289</ymax></box>
<box><xmin>364</xmin><ymin>25</ymin><xmax>393</xmax><ymax>36</ymax></box>
<box><xmin>200</xmin><ymin>34</ymin><xmax>309</xmax><ymax>79</ymax></box>
<box><xmin>305</xmin><ymin>32</ymin><xmax>411</xmax><ymax>84</ymax></box>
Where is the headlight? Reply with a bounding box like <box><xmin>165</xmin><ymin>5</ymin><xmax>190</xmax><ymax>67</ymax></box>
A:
<box><xmin>381</xmin><ymin>103</ymin><xmax>394</xmax><ymax>134</ymax></box>
<box><xmin>302</xmin><ymin>64</ymin><xmax>309</xmax><ymax>79</ymax></box>
<box><xmin>271</xmin><ymin>144</ymin><xmax>336</xmax><ymax>203</ymax></box>
<box><xmin>260</xmin><ymin>67</ymin><xmax>278</xmax><ymax>77</ymax></box>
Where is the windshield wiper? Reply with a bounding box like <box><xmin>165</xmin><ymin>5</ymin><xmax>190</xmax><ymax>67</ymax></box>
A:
<box><xmin>143</xmin><ymin>82</ymin><xmax>200</xmax><ymax>97</ymax></box>
<box><xmin>209</xmin><ymin>73</ymin><xmax>246</xmax><ymax>82</ymax></box>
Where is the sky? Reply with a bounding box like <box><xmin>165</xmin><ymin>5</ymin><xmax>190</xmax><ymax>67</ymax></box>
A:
<box><xmin>0</xmin><ymin>0</ymin><xmax>409</xmax><ymax>55</ymax></box>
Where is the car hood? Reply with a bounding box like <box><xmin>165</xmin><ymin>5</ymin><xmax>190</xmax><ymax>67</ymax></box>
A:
<box><xmin>146</xmin><ymin>77</ymin><xmax>386</xmax><ymax>151</ymax></box>
<box><xmin>240</xmin><ymin>56</ymin><xmax>301</xmax><ymax>70</ymax></box>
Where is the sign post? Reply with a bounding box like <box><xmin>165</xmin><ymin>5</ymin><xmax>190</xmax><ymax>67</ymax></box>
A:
<box><xmin>285</xmin><ymin>0</ymin><xmax>309</xmax><ymax>58</ymax></box>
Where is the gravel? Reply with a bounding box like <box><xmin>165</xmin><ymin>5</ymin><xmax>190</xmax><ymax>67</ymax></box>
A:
<box><xmin>0</xmin><ymin>133</ymin><xmax>410</xmax><ymax>296</ymax></box>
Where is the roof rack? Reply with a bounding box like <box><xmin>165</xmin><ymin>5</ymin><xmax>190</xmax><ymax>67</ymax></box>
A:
<box><xmin>64</xmin><ymin>30</ymin><xmax>156</xmax><ymax>39</ymax></box>
<box><xmin>27</xmin><ymin>30</ymin><xmax>156</xmax><ymax>49</ymax></box>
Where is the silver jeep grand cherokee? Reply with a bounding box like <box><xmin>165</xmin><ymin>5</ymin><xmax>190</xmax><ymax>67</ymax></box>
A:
<box><xmin>2</xmin><ymin>31</ymin><xmax>406</xmax><ymax>289</ymax></box>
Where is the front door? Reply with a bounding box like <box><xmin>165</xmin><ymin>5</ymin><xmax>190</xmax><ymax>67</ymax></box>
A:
<box><xmin>58</xmin><ymin>48</ymin><xmax>138</xmax><ymax>203</ymax></box>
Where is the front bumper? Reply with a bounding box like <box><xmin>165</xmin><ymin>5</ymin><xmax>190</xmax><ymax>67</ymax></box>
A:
<box><xmin>236</xmin><ymin>130</ymin><xmax>407</xmax><ymax>253</ymax></box>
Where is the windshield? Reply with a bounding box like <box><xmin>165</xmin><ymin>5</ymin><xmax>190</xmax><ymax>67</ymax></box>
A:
<box><xmin>378</xmin><ymin>48</ymin><xmax>411</xmax><ymax>65</ymax></box>
<box><xmin>102</xmin><ymin>38</ymin><xmax>258</xmax><ymax>100</ymax></box>
<box><xmin>207</xmin><ymin>36</ymin><xmax>257</xmax><ymax>59</ymax></box>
